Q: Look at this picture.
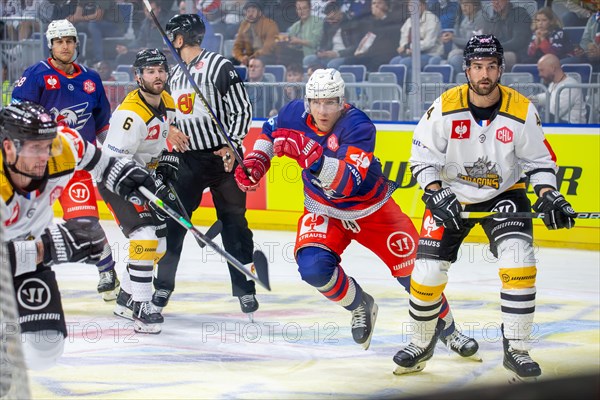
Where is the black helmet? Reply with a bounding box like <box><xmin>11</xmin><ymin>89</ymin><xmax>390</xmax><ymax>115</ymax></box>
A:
<box><xmin>133</xmin><ymin>48</ymin><xmax>169</xmax><ymax>75</ymax></box>
<box><xmin>166</xmin><ymin>14</ymin><xmax>205</xmax><ymax>46</ymax></box>
<box><xmin>463</xmin><ymin>34</ymin><xmax>504</xmax><ymax>70</ymax></box>
<box><xmin>0</xmin><ymin>102</ymin><xmax>57</xmax><ymax>143</ymax></box>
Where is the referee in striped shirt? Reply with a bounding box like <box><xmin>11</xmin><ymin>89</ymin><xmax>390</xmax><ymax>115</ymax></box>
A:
<box><xmin>153</xmin><ymin>14</ymin><xmax>259</xmax><ymax>317</ymax></box>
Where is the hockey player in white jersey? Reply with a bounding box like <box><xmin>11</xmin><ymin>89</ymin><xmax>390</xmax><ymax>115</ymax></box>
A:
<box><xmin>100</xmin><ymin>49</ymin><xmax>177</xmax><ymax>334</ymax></box>
<box><xmin>1</xmin><ymin>102</ymin><xmax>157</xmax><ymax>369</ymax></box>
<box><xmin>393</xmin><ymin>35</ymin><xmax>576</xmax><ymax>381</ymax></box>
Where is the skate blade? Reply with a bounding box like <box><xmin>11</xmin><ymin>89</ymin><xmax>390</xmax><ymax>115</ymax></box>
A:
<box><xmin>113</xmin><ymin>306</ymin><xmax>133</xmax><ymax>321</ymax></box>
<box><xmin>508</xmin><ymin>372</ymin><xmax>538</xmax><ymax>384</ymax></box>
<box><xmin>246</xmin><ymin>312</ymin><xmax>255</xmax><ymax>323</ymax></box>
<box><xmin>467</xmin><ymin>350</ymin><xmax>483</xmax><ymax>362</ymax></box>
<box><xmin>100</xmin><ymin>285</ymin><xmax>120</xmax><ymax>302</ymax></box>
<box><xmin>392</xmin><ymin>361</ymin><xmax>426</xmax><ymax>375</ymax></box>
<box><xmin>133</xmin><ymin>320</ymin><xmax>162</xmax><ymax>334</ymax></box>
<box><xmin>361</xmin><ymin>302</ymin><xmax>379</xmax><ymax>351</ymax></box>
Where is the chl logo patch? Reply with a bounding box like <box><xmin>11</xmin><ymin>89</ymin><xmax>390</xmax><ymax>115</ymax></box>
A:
<box><xmin>387</xmin><ymin>231</ymin><xmax>416</xmax><ymax>258</ymax></box>
<box><xmin>451</xmin><ymin>120</ymin><xmax>470</xmax><ymax>139</ymax></box>
<box><xmin>327</xmin><ymin>134</ymin><xmax>339</xmax><ymax>151</ymax></box>
<box><xmin>83</xmin><ymin>79</ymin><xmax>96</xmax><ymax>94</ymax></box>
<box><xmin>18</xmin><ymin>278</ymin><xmax>51</xmax><ymax>311</ymax></box>
<box><xmin>496</xmin><ymin>127</ymin><xmax>513</xmax><ymax>143</ymax></box>
<box><xmin>69</xmin><ymin>182</ymin><xmax>91</xmax><ymax>203</ymax></box>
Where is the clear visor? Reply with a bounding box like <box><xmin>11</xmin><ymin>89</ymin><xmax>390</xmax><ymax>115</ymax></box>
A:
<box><xmin>307</xmin><ymin>98</ymin><xmax>343</xmax><ymax>112</ymax></box>
<box><xmin>14</xmin><ymin>138</ymin><xmax>62</xmax><ymax>158</ymax></box>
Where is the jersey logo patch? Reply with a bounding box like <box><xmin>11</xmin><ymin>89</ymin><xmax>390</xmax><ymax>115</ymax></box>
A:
<box><xmin>146</xmin><ymin>125</ymin><xmax>160</xmax><ymax>140</ymax></box>
<box><xmin>387</xmin><ymin>231</ymin><xmax>416</xmax><ymax>258</ymax></box>
<box><xmin>17</xmin><ymin>278</ymin><xmax>51</xmax><ymax>311</ymax></box>
<box><xmin>298</xmin><ymin>213</ymin><xmax>328</xmax><ymax>240</ymax></box>
<box><xmin>458</xmin><ymin>156</ymin><xmax>503</xmax><ymax>189</ymax></box>
<box><xmin>346</xmin><ymin>146</ymin><xmax>371</xmax><ymax>171</ymax></box>
<box><xmin>177</xmin><ymin>93</ymin><xmax>195</xmax><ymax>114</ymax></box>
<box><xmin>496</xmin><ymin>126</ymin><xmax>513</xmax><ymax>144</ymax></box>
<box><xmin>49</xmin><ymin>186</ymin><xmax>64</xmax><ymax>205</ymax></box>
<box><xmin>44</xmin><ymin>75</ymin><xmax>60</xmax><ymax>90</ymax></box>
<box><xmin>4</xmin><ymin>203</ymin><xmax>20</xmax><ymax>226</ymax></box>
<box><xmin>327</xmin><ymin>134</ymin><xmax>339</xmax><ymax>152</ymax></box>
<box><xmin>69</xmin><ymin>182</ymin><xmax>91</xmax><ymax>204</ymax></box>
<box><xmin>420</xmin><ymin>211</ymin><xmax>444</xmax><ymax>240</ymax></box>
<box><xmin>451</xmin><ymin>120</ymin><xmax>470</xmax><ymax>139</ymax></box>
<box><xmin>83</xmin><ymin>79</ymin><xmax>96</xmax><ymax>94</ymax></box>
<box><xmin>50</xmin><ymin>102</ymin><xmax>92</xmax><ymax>131</ymax></box>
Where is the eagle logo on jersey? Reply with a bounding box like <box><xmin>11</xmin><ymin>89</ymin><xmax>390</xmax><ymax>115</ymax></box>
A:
<box><xmin>458</xmin><ymin>156</ymin><xmax>503</xmax><ymax>189</ymax></box>
<box><xmin>50</xmin><ymin>102</ymin><xmax>92</xmax><ymax>131</ymax></box>
<box><xmin>451</xmin><ymin>120</ymin><xmax>470</xmax><ymax>139</ymax></box>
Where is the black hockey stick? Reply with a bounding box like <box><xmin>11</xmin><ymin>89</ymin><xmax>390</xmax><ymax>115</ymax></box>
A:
<box><xmin>167</xmin><ymin>181</ymin><xmax>222</xmax><ymax>248</ymax></box>
<box><xmin>139</xmin><ymin>186</ymin><xmax>271</xmax><ymax>291</ymax></box>
<box><xmin>141</xmin><ymin>0</ymin><xmax>249</xmax><ymax>176</ymax></box>
<box><xmin>460</xmin><ymin>211</ymin><xmax>600</xmax><ymax>220</ymax></box>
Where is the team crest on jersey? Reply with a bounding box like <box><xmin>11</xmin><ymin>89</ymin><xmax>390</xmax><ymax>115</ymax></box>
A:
<box><xmin>458</xmin><ymin>156</ymin><xmax>503</xmax><ymax>189</ymax></box>
<box><xmin>327</xmin><ymin>134</ymin><xmax>339</xmax><ymax>151</ymax></box>
<box><xmin>451</xmin><ymin>120</ymin><xmax>470</xmax><ymax>139</ymax></box>
<box><xmin>420</xmin><ymin>210</ymin><xmax>444</xmax><ymax>240</ymax></box>
<box><xmin>298</xmin><ymin>213</ymin><xmax>328</xmax><ymax>240</ymax></box>
<box><xmin>83</xmin><ymin>79</ymin><xmax>96</xmax><ymax>94</ymax></box>
<box><xmin>4</xmin><ymin>203</ymin><xmax>20</xmax><ymax>226</ymax></box>
<box><xmin>50</xmin><ymin>102</ymin><xmax>92</xmax><ymax>131</ymax></box>
<box><xmin>177</xmin><ymin>93</ymin><xmax>196</xmax><ymax>114</ymax></box>
<box><xmin>496</xmin><ymin>126</ymin><xmax>513</xmax><ymax>144</ymax></box>
<box><xmin>44</xmin><ymin>75</ymin><xmax>60</xmax><ymax>90</ymax></box>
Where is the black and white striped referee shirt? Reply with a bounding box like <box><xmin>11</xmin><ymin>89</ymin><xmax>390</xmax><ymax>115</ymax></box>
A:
<box><xmin>168</xmin><ymin>50</ymin><xmax>252</xmax><ymax>151</ymax></box>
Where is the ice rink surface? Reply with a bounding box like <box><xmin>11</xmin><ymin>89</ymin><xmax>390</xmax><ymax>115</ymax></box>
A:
<box><xmin>29</xmin><ymin>221</ymin><xmax>599</xmax><ymax>399</ymax></box>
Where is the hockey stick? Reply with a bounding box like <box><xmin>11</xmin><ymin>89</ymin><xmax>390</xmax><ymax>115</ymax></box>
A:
<box><xmin>141</xmin><ymin>0</ymin><xmax>249</xmax><ymax>176</ymax></box>
<box><xmin>166</xmin><ymin>181</ymin><xmax>222</xmax><ymax>248</ymax></box>
<box><xmin>139</xmin><ymin>186</ymin><xmax>271</xmax><ymax>291</ymax></box>
<box><xmin>460</xmin><ymin>211</ymin><xmax>600</xmax><ymax>220</ymax></box>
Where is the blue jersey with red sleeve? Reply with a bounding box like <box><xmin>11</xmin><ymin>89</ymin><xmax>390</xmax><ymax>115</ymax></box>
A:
<box><xmin>11</xmin><ymin>59</ymin><xmax>110</xmax><ymax>144</ymax></box>
<box><xmin>263</xmin><ymin>100</ymin><xmax>396</xmax><ymax>220</ymax></box>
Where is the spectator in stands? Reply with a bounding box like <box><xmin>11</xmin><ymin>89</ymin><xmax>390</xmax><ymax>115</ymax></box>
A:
<box><xmin>390</xmin><ymin>0</ymin><xmax>443</xmax><ymax>76</ymax></box>
<box><xmin>269</xmin><ymin>0</ymin><xmax>300</xmax><ymax>33</ymax></box>
<box><xmin>115</xmin><ymin>0</ymin><xmax>170</xmax><ymax>66</ymax></box>
<box><xmin>526</xmin><ymin>8</ymin><xmax>575</xmax><ymax>62</ymax></box>
<box><xmin>552</xmin><ymin>0</ymin><xmax>596</xmax><ymax>27</ymax></box>
<box><xmin>277</xmin><ymin>62</ymin><xmax>304</xmax><ymax>108</ymax></box>
<box><xmin>67</xmin><ymin>1</ymin><xmax>121</xmax><ymax>64</ymax></box>
<box><xmin>302</xmin><ymin>2</ymin><xmax>358</xmax><ymax>69</ymax></box>
<box><xmin>444</xmin><ymin>0</ymin><xmax>485</xmax><ymax>80</ymax></box>
<box><xmin>232</xmin><ymin>1</ymin><xmax>280</xmax><ymax>66</ymax></box>
<box><xmin>478</xmin><ymin>0</ymin><xmax>532</xmax><ymax>69</ymax></box>
<box><xmin>306</xmin><ymin>61</ymin><xmax>324</xmax><ymax>79</ymax></box>
<box><xmin>560</xmin><ymin>8</ymin><xmax>600</xmax><ymax>71</ymax></box>
<box><xmin>211</xmin><ymin>0</ymin><xmax>247</xmax><ymax>39</ymax></box>
<box><xmin>246</xmin><ymin>56</ymin><xmax>278</xmax><ymax>118</ymax></box>
<box><xmin>342</xmin><ymin>0</ymin><xmax>372</xmax><ymax>21</ymax></box>
<box><xmin>533</xmin><ymin>53</ymin><xmax>585</xmax><ymax>123</ymax></box>
<box><xmin>1</xmin><ymin>0</ymin><xmax>22</xmax><ymax>40</ymax></box>
<box><xmin>278</xmin><ymin>0</ymin><xmax>323</xmax><ymax>66</ymax></box>
<box><xmin>427</xmin><ymin>0</ymin><xmax>459</xmax><ymax>30</ymax></box>
<box><xmin>338</xmin><ymin>0</ymin><xmax>400</xmax><ymax>72</ymax></box>
<box><xmin>18</xmin><ymin>0</ymin><xmax>53</xmax><ymax>40</ymax></box>
<box><xmin>93</xmin><ymin>59</ymin><xmax>126</xmax><ymax>111</ymax></box>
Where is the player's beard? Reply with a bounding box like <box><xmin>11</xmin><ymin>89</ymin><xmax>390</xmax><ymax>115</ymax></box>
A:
<box><xmin>470</xmin><ymin>78</ymin><xmax>498</xmax><ymax>97</ymax></box>
<box><xmin>141</xmin><ymin>78</ymin><xmax>165</xmax><ymax>95</ymax></box>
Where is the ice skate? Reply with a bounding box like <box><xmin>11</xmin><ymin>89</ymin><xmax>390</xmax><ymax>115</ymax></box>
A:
<box><xmin>133</xmin><ymin>301</ymin><xmax>164</xmax><ymax>334</ymax></box>
<box><xmin>238</xmin><ymin>294</ymin><xmax>259</xmax><ymax>322</ymax></box>
<box><xmin>350</xmin><ymin>292</ymin><xmax>378</xmax><ymax>350</ymax></box>
<box><xmin>152</xmin><ymin>288</ymin><xmax>172</xmax><ymax>312</ymax></box>
<box><xmin>97</xmin><ymin>269</ymin><xmax>120</xmax><ymax>301</ymax></box>
<box><xmin>440</xmin><ymin>328</ymin><xmax>482</xmax><ymax>361</ymax></box>
<box><xmin>503</xmin><ymin>332</ymin><xmax>541</xmax><ymax>383</ymax></box>
<box><xmin>393</xmin><ymin>320</ymin><xmax>442</xmax><ymax>375</ymax></box>
<box><xmin>113</xmin><ymin>289</ymin><xmax>134</xmax><ymax>321</ymax></box>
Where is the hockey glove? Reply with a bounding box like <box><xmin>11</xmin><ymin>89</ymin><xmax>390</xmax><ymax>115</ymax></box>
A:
<box><xmin>532</xmin><ymin>190</ymin><xmax>576</xmax><ymax>230</ymax></box>
<box><xmin>234</xmin><ymin>150</ymin><xmax>271</xmax><ymax>192</ymax></box>
<box><xmin>272</xmin><ymin>128</ymin><xmax>323</xmax><ymax>169</ymax></box>
<box><xmin>155</xmin><ymin>151</ymin><xmax>180</xmax><ymax>183</ymax></box>
<box><xmin>103</xmin><ymin>158</ymin><xmax>155</xmax><ymax>205</ymax></box>
<box><xmin>41</xmin><ymin>219</ymin><xmax>105</xmax><ymax>266</ymax></box>
<box><xmin>150</xmin><ymin>179</ymin><xmax>179</xmax><ymax>220</ymax></box>
<box><xmin>422</xmin><ymin>187</ymin><xmax>464</xmax><ymax>230</ymax></box>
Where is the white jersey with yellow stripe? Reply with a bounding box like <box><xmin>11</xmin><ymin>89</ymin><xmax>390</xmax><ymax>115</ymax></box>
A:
<box><xmin>1</xmin><ymin>126</ymin><xmax>109</xmax><ymax>242</ymax></box>
<box><xmin>103</xmin><ymin>90</ymin><xmax>175</xmax><ymax>170</ymax></box>
<box><xmin>410</xmin><ymin>84</ymin><xmax>558</xmax><ymax>204</ymax></box>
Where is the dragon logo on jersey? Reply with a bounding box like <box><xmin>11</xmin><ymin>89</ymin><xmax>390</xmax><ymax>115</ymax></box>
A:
<box><xmin>50</xmin><ymin>102</ymin><xmax>92</xmax><ymax>131</ymax></box>
<box><xmin>458</xmin><ymin>156</ymin><xmax>503</xmax><ymax>189</ymax></box>
<box><xmin>177</xmin><ymin>93</ymin><xmax>196</xmax><ymax>114</ymax></box>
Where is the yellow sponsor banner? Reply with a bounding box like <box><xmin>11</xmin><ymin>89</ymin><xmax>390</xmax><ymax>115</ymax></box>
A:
<box><xmin>55</xmin><ymin>125</ymin><xmax>599</xmax><ymax>249</ymax></box>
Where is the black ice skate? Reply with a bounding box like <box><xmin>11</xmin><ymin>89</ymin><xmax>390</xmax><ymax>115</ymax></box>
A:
<box><xmin>97</xmin><ymin>269</ymin><xmax>120</xmax><ymax>301</ymax></box>
<box><xmin>393</xmin><ymin>320</ymin><xmax>443</xmax><ymax>375</ymax></box>
<box><xmin>350</xmin><ymin>292</ymin><xmax>378</xmax><ymax>350</ymax></box>
<box><xmin>133</xmin><ymin>301</ymin><xmax>164</xmax><ymax>334</ymax></box>
<box><xmin>238</xmin><ymin>294</ymin><xmax>259</xmax><ymax>322</ymax></box>
<box><xmin>152</xmin><ymin>289</ymin><xmax>172</xmax><ymax>312</ymax></box>
<box><xmin>440</xmin><ymin>328</ymin><xmax>482</xmax><ymax>361</ymax></box>
<box><xmin>502</xmin><ymin>328</ymin><xmax>541</xmax><ymax>383</ymax></box>
<box><xmin>113</xmin><ymin>289</ymin><xmax>134</xmax><ymax>321</ymax></box>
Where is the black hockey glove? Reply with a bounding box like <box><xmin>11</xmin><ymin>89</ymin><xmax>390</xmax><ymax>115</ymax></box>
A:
<box><xmin>150</xmin><ymin>179</ymin><xmax>178</xmax><ymax>220</ymax></box>
<box><xmin>422</xmin><ymin>187</ymin><xmax>464</xmax><ymax>230</ymax></box>
<box><xmin>533</xmin><ymin>190</ymin><xmax>576</xmax><ymax>230</ymax></box>
<box><xmin>103</xmin><ymin>158</ymin><xmax>155</xmax><ymax>205</ymax></box>
<box><xmin>41</xmin><ymin>219</ymin><xmax>105</xmax><ymax>267</ymax></box>
<box><xmin>155</xmin><ymin>151</ymin><xmax>180</xmax><ymax>184</ymax></box>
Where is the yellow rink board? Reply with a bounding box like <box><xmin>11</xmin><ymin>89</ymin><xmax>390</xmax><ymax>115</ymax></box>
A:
<box><xmin>54</xmin><ymin>124</ymin><xmax>599</xmax><ymax>250</ymax></box>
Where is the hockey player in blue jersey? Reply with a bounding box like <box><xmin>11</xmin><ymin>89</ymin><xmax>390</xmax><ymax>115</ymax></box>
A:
<box><xmin>11</xmin><ymin>19</ymin><xmax>120</xmax><ymax>301</ymax></box>
<box><xmin>234</xmin><ymin>68</ymin><xmax>480</xmax><ymax>357</ymax></box>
